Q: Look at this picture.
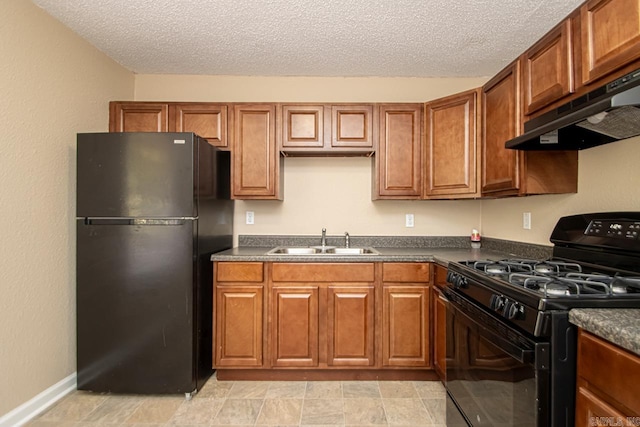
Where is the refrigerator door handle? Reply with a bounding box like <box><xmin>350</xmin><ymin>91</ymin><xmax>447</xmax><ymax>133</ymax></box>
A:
<box><xmin>84</xmin><ymin>218</ymin><xmax>188</xmax><ymax>226</ymax></box>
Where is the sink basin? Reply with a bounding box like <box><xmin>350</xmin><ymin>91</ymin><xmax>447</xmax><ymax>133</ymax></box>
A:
<box><xmin>267</xmin><ymin>247</ymin><xmax>320</xmax><ymax>255</ymax></box>
<box><xmin>326</xmin><ymin>247</ymin><xmax>380</xmax><ymax>255</ymax></box>
<box><xmin>266</xmin><ymin>246</ymin><xmax>379</xmax><ymax>256</ymax></box>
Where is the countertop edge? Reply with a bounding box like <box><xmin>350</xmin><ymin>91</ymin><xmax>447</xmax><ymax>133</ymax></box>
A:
<box><xmin>569</xmin><ymin>308</ymin><xmax>640</xmax><ymax>356</ymax></box>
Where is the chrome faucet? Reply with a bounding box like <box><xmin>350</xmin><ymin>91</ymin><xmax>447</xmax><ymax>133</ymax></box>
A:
<box><xmin>344</xmin><ymin>232</ymin><xmax>350</xmax><ymax>248</ymax></box>
<box><xmin>321</xmin><ymin>228</ymin><xmax>327</xmax><ymax>247</ymax></box>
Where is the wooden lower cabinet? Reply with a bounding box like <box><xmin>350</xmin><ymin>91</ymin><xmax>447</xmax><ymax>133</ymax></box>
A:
<box><xmin>214</xmin><ymin>261</ymin><xmax>434</xmax><ymax>378</ymax></box>
<box><xmin>214</xmin><ymin>262</ymin><xmax>265</xmax><ymax>367</ymax></box>
<box><xmin>381</xmin><ymin>262</ymin><xmax>431</xmax><ymax>367</ymax></box>
<box><xmin>575</xmin><ymin>329</ymin><xmax>640</xmax><ymax>425</ymax></box>
<box><xmin>270</xmin><ymin>286</ymin><xmax>319</xmax><ymax>367</ymax></box>
<box><xmin>214</xmin><ymin>285</ymin><xmax>264</xmax><ymax>367</ymax></box>
<box><xmin>382</xmin><ymin>285</ymin><xmax>430</xmax><ymax>367</ymax></box>
<box><xmin>327</xmin><ymin>285</ymin><xmax>375</xmax><ymax>366</ymax></box>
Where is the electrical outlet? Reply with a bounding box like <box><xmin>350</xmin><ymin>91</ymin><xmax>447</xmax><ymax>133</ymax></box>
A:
<box><xmin>246</xmin><ymin>211</ymin><xmax>255</xmax><ymax>225</ymax></box>
<box><xmin>406</xmin><ymin>214</ymin><xmax>414</xmax><ymax>228</ymax></box>
<box><xmin>523</xmin><ymin>212</ymin><xmax>531</xmax><ymax>230</ymax></box>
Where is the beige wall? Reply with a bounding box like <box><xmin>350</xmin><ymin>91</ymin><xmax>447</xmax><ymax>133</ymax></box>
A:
<box><xmin>481</xmin><ymin>135</ymin><xmax>640</xmax><ymax>245</ymax></box>
<box><xmin>0</xmin><ymin>0</ymin><xmax>133</xmax><ymax>417</ymax></box>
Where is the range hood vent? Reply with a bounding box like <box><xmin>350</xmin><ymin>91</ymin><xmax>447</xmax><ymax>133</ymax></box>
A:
<box><xmin>506</xmin><ymin>68</ymin><xmax>640</xmax><ymax>150</ymax></box>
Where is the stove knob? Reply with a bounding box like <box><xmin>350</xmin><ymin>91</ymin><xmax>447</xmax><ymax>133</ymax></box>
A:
<box><xmin>490</xmin><ymin>294</ymin><xmax>505</xmax><ymax>311</ymax></box>
<box><xmin>446</xmin><ymin>271</ymin><xmax>454</xmax><ymax>283</ymax></box>
<box><xmin>504</xmin><ymin>301</ymin><xmax>521</xmax><ymax>320</ymax></box>
<box><xmin>455</xmin><ymin>276</ymin><xmax>468</xmax><ymax>289</ymax></box>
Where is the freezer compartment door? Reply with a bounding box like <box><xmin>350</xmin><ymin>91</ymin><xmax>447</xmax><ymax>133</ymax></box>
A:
<box><xmin>76</xmin><ymin>219</ymin><xmax>197</xmax><ymax>394</ymax></box>
<box><xmin>77</xmin><ymin>132</ymin><xmax>202</xmax><ymax>218</ymax></box>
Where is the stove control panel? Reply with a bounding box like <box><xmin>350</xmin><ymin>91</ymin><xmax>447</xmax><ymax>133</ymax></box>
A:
<box><xmin>585</xmin><ymin>219</ymin><xmax>640</xmax><ymax>240</ymax></box>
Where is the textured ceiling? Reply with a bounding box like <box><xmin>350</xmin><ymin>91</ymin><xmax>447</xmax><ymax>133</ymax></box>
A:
<box><xmin>31</xmin><ymin>0</ymin><xmax>584</xmax><ymax>78</ymax></box>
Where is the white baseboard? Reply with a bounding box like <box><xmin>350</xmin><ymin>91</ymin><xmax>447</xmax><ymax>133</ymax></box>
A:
<box><xmin>0</xmin><ymin>372</ymin><xmax>77</xmax><ymax>427</ymax></box>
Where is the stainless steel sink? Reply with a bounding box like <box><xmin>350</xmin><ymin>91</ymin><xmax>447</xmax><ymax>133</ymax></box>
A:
<box><xmin>267</xmin><ymin>247</ymin><xmax>320</xmax><ymax>255</ymax></box>
<box><xmin>266</xmin><ymin>246</ymin><xmax>379</xmax><ymax>255</ymax></box>
<box><xmin>326</xmin><ymin>247</ymin><xmax>379</xmax><ymax>255</ymax></box>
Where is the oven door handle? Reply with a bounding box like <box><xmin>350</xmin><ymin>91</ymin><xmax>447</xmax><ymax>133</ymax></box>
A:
<box><xmin>450</xmin><ymin>297</ymin><xmax>535</xmax><ymax>364</ymax></box>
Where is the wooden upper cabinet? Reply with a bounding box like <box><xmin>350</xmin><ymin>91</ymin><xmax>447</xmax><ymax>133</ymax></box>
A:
<box><xmin>109</xmin><ymin>102</ymin><xmax>169</xmax><ymax>132</ymax></box>
<box><xmin>523</xmin><ymin>19</ymin><xmax>574</xmax><ymax>115</ymax></box>
<box><xmin>172</xmin><ymin>104</ymin><xmax>228</xmax><ymax>148</ymax></box>
<box><xmin>281</xmin><ymin>104</ymin><xmax>325</xmax><ymax>148</ymax></box>
<box><xmin>331</xmin><ymin>105</ymin><xmax>374</xmax><ymax>148</ymax></box>
<box><xmin>482</xmin><ymin>60</ymin><xmax>522</xmax><ymax>196</ymax></box>
<box><xmin>424</xmin><ymin>90</ymin><xmax>480</xmax><ymax>199</ymax></box>
<box><xmin>280</xmin><ymin>104</ymin><xmax>375</xmax><ymax>154</ymax></box>
<box><xmin>580</xmin><ymin>0</ymin><xmax>640</xmax><ymax>85</ymax></box>
<box><xmin>374</xmin><ymin>104</ymin><xmax>422</xmax><ymax>199</ymax></box>
<box><xmin>231</xmin><ymin>104</ymin><xmax>282</xmax><ymax>200</ymax></box>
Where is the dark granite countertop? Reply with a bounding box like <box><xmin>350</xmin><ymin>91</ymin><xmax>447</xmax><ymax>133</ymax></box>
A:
<box><xmin>210</xmin><ymin>235</ymin><xmax>554</xmax><ymax>264</ymax></box>
<box><xmin>569</xmin><ymin>309</ymin><xmax>640</xmax><ymax>356</ymax></box>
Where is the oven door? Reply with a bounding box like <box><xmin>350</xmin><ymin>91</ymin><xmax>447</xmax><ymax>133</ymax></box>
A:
<box><xmin>445</xmin><ymin>288</ymin><xmax>549</xmax><ymax>426</ymax></box>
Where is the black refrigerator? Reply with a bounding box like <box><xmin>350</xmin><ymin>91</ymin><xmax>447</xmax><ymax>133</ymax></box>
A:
<box><xmin>76</xmin><ymin>132</ymin><xmax>233</xmax><ymax>397</ymax></box>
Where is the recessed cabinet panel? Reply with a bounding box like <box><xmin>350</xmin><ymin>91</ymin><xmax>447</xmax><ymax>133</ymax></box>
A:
<box><xmin>327</xmin><ymin>286</ymin><xmax>375</xmax><ymax>366</ymax></box>
<box><xmin>581</xmin><ymin>0</ymin><xmax>640</xmax><ymax>85</ymax></box>
<box><xmin>376</xmin><ymin>105</ymin><xmax>422</xmax><ymax>198</ymax></box>
<box><xmin>271</xmin><ymin>286</ymin><xmax>319</xmax><ymax>367</ymax></box>
<box><xmin>523</xmin><ymin>20</ymin><xmax>574</xmax><ymax>115</ymax></box>
<box><xmin>173</xmin><ymin>104</ymin><xmax>228</xmax><ymax>148</ymax></box>
<box><xmin>425</xmin><ymin>90</ymin><xmax>479</xmax><ymax>198</ymax></box>
<box><xmin>482</xmin><ymin>60</ymin><xmax>521</xmax><ymax>196</ymax></box>
<box><xmin>214</xmin><ymin>286</ymin><xmax>263</xmax><ymax>367</ymax></box>
<box><xmin>232</xmin><ymin>104</ymin><xmax>280</xmax><ymax>199</ymax></box>
<box><xmin>109</xmin><ymin>102</ymin><xmax>169</xmax><ymax>132</ymax></box>
<box><xmin>332</xmin><ymin>105</ymin><xmax>374</xmax><ymax>148</ymax></box>
<box><xmin>282</xmin><ymin>105</ymin><xmax>324</xmax><ymax>148</ymax></box>
<box><xmin>382</xmin><ymin>285</ymin><xmax>430</xmax><ymax>367</ymax></box>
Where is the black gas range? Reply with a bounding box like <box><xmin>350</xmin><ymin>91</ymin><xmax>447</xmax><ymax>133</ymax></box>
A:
<box><xmin>444</xmin><ymin>213</ymin><xmax>640</xmax><ymax>427</ymax></box>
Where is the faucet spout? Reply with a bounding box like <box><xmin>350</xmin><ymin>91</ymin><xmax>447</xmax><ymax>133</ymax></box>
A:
<box><xmin>321</xmin><ymin>228</ymin><xmax>327</xmax><ymax>247</ymax></box>
<box><xmin>344</xmin><ymin>232</ymin><xmax>350</xmax><ymax>248</ymax></box>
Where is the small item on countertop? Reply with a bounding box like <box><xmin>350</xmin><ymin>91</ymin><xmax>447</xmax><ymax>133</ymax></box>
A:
<box><xmin>471</xmin><ymin>229</ymin><xmax>481</xmax><ymax>249</ymax></box>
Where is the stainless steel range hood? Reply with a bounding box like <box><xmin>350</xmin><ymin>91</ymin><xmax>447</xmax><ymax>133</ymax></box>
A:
<box><xmin>506</xmin><ymin>68</ymin><xmax>640</xmax><ymax>150</ymax></box>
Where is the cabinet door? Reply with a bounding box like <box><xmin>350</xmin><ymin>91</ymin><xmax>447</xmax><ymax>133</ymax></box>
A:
<box><xmin>424</xmin><ymin>91</ymin><xmax>479</xmax><ymax>198</ymax></box>
<box><xmin>481</xmin><ymin>60</ymin><xmax>522</xmax><ymax>196</ymax></box>
<box><xmin>214</xmin><ymin>286</ymin><xmax>263</xmax><ymax>367</ymax></box>
<box><xmin>432</xmin><ymin>287</ymin><xmax>447</xmax><ymax>380</ymax></box>
<box><xmin>231</xmin><ymin>104</ymin><xmax>281</xmax><ymax>199</ymax></box>
<box><xmin>580</xmin><ymin>0</ymin><xmax>640</xmax><ymax>85</ymax></box>
<box><xmin>523</xmin><ymin>20</ymin><xmax>574</xmax><ymax>115</ymax></box>
<box><xmin>281</xmin><ymin>105</ymin><xmax>325</xmax><ymax>148</ymax></box>
<box><xmin>331</xmin><ymin>105</ymin><xmax>374</xmax><ymax>148</ymax></box>
<box><xmin>109</xmin><ymin>102</ymin><xmax>169</xmax><ymax>132</ymax></box>
<box><xmin>173</xmin><ymin>104</ymin><xmax>228</xmax><ymax>148</ymax></box>
<box><xmin>382</xmin><ymin>285</ymin><xmax>430</xmax><ymax>367</ymax></box>
<box><xmin>327</xmin><ymin>285</ymin><xmax>375</xmax><ymax>367</ymax></box>
<box><xmin>271</xmin><ymin>286</ymin><xmax>319</xmax><ymax>367</ymax></box>
<box><xmin>375</xmin><ymin>104</ymin><xmax>422</xmax><ymax>199</ymax></box>
<box><xmin>575</xmin><ymin>387</ymin><xmax>631</xmax><ymax>427</ymax></box>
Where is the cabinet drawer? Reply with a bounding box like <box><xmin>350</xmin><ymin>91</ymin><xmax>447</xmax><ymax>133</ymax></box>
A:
<box><xmin>383</xmin><ymin>263</ymin><xmax>430</xmax><ymax>283</ymax></box>
<box><xmin>578</xmin><ymin>330</ymin><xmax>640</xmax><ymax>414</ymax></box>
<box><xmin>272</xmin><ymin>263</ymin><xmax>375</xmax><ymax>282</ymax></box>
<box><xmin>216</xmin><ymin>262</ymin><xmax>264</xmax><ymax>282</ymax></box>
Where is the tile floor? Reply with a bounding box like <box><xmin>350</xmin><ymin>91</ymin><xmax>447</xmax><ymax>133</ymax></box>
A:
<box><xmin>26</xmin><ymin>374</ymin><xmax>447</xmax><ymax>426</ymax></box>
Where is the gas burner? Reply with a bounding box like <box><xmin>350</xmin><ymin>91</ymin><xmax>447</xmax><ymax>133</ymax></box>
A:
<box><xmin>609</xmin><ymin>277</ymin><xmax>640</xmax><ymax>294</ymax></box>
<box><xmin>543</xmin><ymin>282</ymin><xmax>571</xmax><ymax>296</ymax></box>
<box><xmin>485</xmin><ymin>263</ymin><xmax>510</xmax><ymax>274</ymax></box>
